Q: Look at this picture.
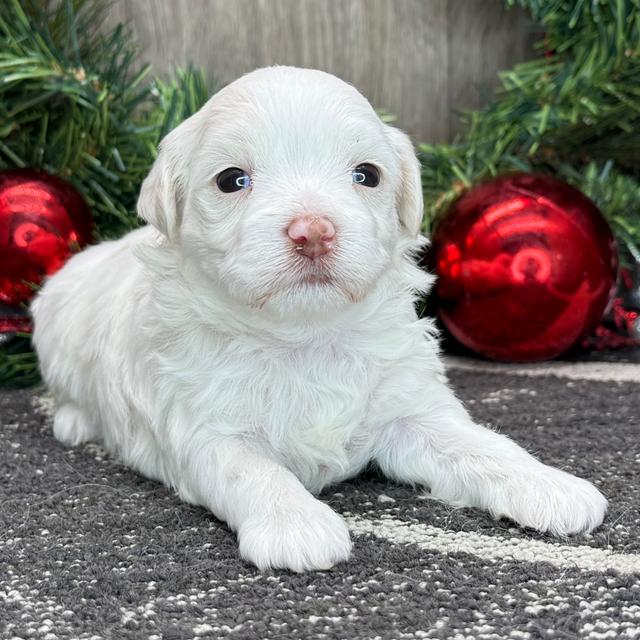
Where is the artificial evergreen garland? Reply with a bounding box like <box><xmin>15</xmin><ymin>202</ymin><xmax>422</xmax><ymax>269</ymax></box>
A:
<box><xmin>0</xmin><ymin>0</ymin><xmax>211</xmax><ymax>386</ymax></box>
<box><xmin>420</xmin><ymin>0</ymin><xmax>640</xmax><ymax>255</ymax></box>
<box><xmin>0</xmin><ymin>0</ymin><xmax>210</xmax><ymax>239</ymax></box>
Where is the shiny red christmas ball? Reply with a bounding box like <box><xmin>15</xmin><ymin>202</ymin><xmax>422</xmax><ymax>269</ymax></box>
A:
<box><xmin>430</xmin><ymin>173</ymin><xmax>618</xmax><ymax>362</ymax></box>
<box><xmin>0</xmin><ymin>169</ymin><xmax>93</xmax><ymax>311</ymax></box>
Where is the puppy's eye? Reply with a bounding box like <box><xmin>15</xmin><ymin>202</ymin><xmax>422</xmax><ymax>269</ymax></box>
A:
<box><xmin>352</xmin><ymin>164</ymin><xmax>380</xmax><ymax>188</ymax></box>
<box><xmin>216</xmin><ymin>167</ymin><xmax>251</xmax><ymax>193</ymax></box>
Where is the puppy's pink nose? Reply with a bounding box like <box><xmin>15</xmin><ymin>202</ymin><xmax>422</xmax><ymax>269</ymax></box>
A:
<box><xmin>287</xmin><ymin>215</ymin><xmax>336</xmax><ymax>259</ymax></box>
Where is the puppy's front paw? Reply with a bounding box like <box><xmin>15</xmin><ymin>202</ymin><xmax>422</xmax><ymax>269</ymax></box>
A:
<box><xmin>238</xmin><ymin>498</ymin><xmax>352</xmax><ymax>572</ymax></box>
<box><xmin>492</xmin><ymin>465</ymin><xmax>607</xmax><ymax>536</ymax></box>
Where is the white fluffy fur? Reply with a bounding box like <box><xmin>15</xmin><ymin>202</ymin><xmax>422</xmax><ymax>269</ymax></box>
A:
<box><xmin>31</xmin><ymin>67</ymin><xmax>607</xmax><ymax>572</ymax></box>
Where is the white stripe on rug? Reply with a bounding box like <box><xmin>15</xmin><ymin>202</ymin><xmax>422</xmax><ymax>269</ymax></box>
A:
<box><xmin>346</xmin><ymin>515</ymin><xmax>640</xmax><ymax>576</ymax></box>
<box><xmin>444</xmin><ymin>355</ymin><xmax>640</xmax><ymax>383</ymax></box>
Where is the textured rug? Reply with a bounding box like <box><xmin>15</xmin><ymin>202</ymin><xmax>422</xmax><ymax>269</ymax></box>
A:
<box><xmin>1</xmin><ymin>356</ymin><xmax>639</xmax><ymax>640</ymax></box>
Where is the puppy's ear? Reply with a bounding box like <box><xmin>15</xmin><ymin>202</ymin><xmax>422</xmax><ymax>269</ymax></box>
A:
<box><xmin>137</xmin><ymin>130</ymin><xmax>186</xmax><ymax>240</ymax></box>
<box><xmin>386</xmin><ymin>126</ymin><xmax>425</xmax><ymax>237</ymax></box>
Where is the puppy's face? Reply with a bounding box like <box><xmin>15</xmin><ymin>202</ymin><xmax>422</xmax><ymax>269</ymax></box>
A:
<box><xmin>139</xmin><ymin>67</ymin><xmax>423</xmax><ymax>317</ymax></box>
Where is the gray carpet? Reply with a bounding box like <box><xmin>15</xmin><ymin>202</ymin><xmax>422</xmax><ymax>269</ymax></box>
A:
<box><xmin>1</xmin><ymin>356</ymin><xmax>639</xmax><ymax>640</ymax></box>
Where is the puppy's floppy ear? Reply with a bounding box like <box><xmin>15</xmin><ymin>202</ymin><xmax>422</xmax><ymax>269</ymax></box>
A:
<box><xmin>137</xmin><ymin>127</ymin><xmax>187</xmax><ymax>240</ymax></box>
<box><xmin>386</xmin><ymin>126</ymin><xmax>425</xmax><ymax>238</ymax></box>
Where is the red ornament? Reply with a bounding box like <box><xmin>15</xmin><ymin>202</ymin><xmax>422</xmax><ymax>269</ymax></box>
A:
<box><xmin>431</xmin><ymin>173</ymin><xmax>618</xmax><ymax>362</ymax></box>
<box><xmin>0</xmin><ymin>168</ymin><xmax>93</xmax><ymax>332</ymax></box>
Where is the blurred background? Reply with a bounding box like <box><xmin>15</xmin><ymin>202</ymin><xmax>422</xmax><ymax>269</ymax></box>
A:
<box><xmin>104</xmin><ymin>0</ymin><xmax>536</xmax><ymax>143</ymax></box>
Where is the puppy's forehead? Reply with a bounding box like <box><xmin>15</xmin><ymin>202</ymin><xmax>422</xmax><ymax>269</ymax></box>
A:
<box><xmin>225</xmin><ymin>67</ymin><xmax>375</xmax><ymax>115</ymax></box>
<box><xmin>204</xmin><ymin>67</ymin><xmax>383</xmax><ymax>144</ymax></box>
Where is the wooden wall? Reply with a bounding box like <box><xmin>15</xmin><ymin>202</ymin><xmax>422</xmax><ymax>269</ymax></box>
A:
<box><xmin>105</xmin><ymin>0</ymin><xmax>536</xmax><ymax>143</ymax></box>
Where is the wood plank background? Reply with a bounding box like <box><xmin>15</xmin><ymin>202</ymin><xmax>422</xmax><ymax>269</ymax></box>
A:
<box><xmin>105</xmin><ymin>0</ymin><xmax>537</xmax><ymax>143</ymax></box>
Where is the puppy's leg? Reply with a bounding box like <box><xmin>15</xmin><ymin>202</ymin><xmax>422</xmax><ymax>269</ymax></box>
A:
<box><xmin>53</xmin><ymin>403</ymin><xmax>99</xmax><ymax>446</ymax></box>
<box><xmin>176</xmin><ymin>437</ymin><xmax>352</xmax><ymax>572</ymax></box>
<box><xmin>375</xmin><ymin>377</ymin><xmax>607</xmax><ymax>536</ymax></box>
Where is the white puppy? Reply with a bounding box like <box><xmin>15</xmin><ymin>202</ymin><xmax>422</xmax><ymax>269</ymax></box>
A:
<box><xmin>31</xmin><ymin>67</ymin><xmax>607</xmax><ymax>572</ymax></box>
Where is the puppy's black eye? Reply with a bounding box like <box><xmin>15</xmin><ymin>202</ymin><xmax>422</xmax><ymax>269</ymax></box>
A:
<box><xmin>216</xmin><ymin>167</ymin><xmax>251</xmax><ymax>193</ymax></box>
<box><xmin>352</xmin><ymin>164</ymin><xmax>380</xmax><ymax>188</ymax></box>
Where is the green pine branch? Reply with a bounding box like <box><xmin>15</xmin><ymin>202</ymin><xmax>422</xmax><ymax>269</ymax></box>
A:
<box><xmin>421</xmin><ymin>0</ymin><xmax>640</xmax><ymax>256</ymax></box>
<box><xmin>0</xmin><ymin>0</ymin><xmax>213</xmax><ymax>386</ymax></box>
<box><xmin>0</xmin><ymin>0</ymin><xmax>213</xmax><ymax>239</ymax></box>
<box><xmin>0</xmin><ymin>335</ymin><xmax>39</xmax><ymax>388</ymax></box>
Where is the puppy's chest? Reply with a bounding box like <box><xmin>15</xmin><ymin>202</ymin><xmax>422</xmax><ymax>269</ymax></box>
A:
<box><xmin>186</xmin><ymin>337</ymin><xmax>382</xmax><ymax>457</ymax></box>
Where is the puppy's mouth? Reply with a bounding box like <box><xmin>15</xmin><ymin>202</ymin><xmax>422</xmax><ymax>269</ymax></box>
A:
<box><xmin>251</xmin><ymin>263</ymin><xmax>361</xmax><ymax>309</ymax></box>
<box><xmin>295</xmin><ymin>266</ymin><xmax>363</xmax><ymax>304</ymax></box>
<box><xmin>299</xmin><ymin>273</ymin><xmax>332</xmax><ymax>285</ymax></box>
